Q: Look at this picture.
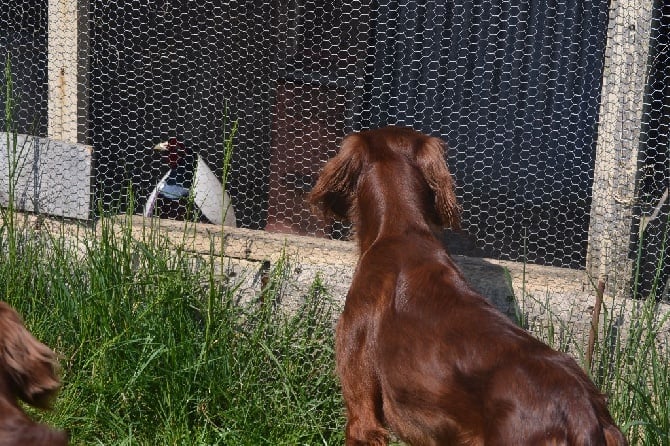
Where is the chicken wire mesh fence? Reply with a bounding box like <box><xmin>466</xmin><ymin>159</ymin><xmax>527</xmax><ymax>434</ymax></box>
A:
<box><xmin>0</xmin><ymin>0</ymin><xmax>668</xmax><ymax>300</ymax></box>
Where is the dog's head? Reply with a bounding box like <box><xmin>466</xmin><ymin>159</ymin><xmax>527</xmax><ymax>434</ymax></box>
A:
<box><xmin>0</xmin><ymin>302</ymin><xmax>61</xmax><ymax>409</ymax></box>
<box><xmin>308</xmin><ymin>126</ymin><xmax>460</xmax><ymax>230</ymax></box>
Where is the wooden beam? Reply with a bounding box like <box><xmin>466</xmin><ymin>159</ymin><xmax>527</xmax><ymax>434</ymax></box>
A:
<box><xmin>47</xmin><ymin>0</ymin><xmax>89</xmax><ymax>143</ymax></box>
<box><xmin>586</xmin><ymin>0</ymin><xmax>654</xmax><ymax>293</ymax></box>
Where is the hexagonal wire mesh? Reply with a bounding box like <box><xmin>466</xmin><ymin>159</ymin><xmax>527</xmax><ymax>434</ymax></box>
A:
<box><xmin>0</xmin><ymin>0</ymin><xmax>668</xmax><ymax>299</ymax></box>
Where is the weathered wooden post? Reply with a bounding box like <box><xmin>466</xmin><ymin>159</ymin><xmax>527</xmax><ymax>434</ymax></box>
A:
<box><xmin>586</xmin><ymin>0</ymin><xmax>654</xmax><ymax>296</ymax></box>
<box><xmin>48</xmin><ymin>0</ymin><xmax>89</xmax><ymax>143</ymax></box>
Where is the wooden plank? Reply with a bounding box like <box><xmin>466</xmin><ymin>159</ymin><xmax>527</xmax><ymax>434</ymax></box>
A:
<box><xmin>48</xmin><ymin>0</ymin><xmax>89</xmax><ymax>143</ymax></box>
<box><xmin>119</xmin><ymin>215</ymin><xmax>359</xmax><ymax>266</ymax></box>
<box><xmin>0</xmin><ymin>133</ymin><xmax>92</xmax><ymax>219</ymax></box>
<box><xmin>586</xmin><ymin>0</ymin><xmax>654</xmax><ymax>292</ymax></box>
<box><xmin>8</xmin><ymin>211</ymin><xmax>670</xmax><ymax>345</ymax></box>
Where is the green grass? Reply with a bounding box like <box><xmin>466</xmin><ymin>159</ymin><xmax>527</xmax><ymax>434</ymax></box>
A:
<box><xmin>521</xmin><ymin>287</ymin><xmax>669</xmax><ymax>445</ymax></box>
<box><xmin>0</xmin><ymin>216</ymin><xmax>345</xmax><ymax>445</ymax></box>
<box><xmin>592</xmin><ymin>288</ymin><xmax>670</xmax><ymax>445</ymax></box>
<box><xmin>2</xmin><ymin>215</ymin><xmax>669</xmax><ymax>445</ymax></box>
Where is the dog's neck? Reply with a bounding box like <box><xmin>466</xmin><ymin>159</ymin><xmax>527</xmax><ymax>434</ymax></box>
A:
<box><xmin>353</xmin><ymin>164</ymin><xmax>439</xmax><ymax>252</ymax></box>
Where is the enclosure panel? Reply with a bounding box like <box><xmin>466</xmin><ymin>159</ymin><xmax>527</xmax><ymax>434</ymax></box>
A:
<box><xmin>0</xmin><ymin>133</ymin><xmax>92</xmax><ymax>219</ymax></box>
<box><xmin>0</xmin><ymin>0</ymin><xmax>48</xmax><ymax>136</ymax></box>
<box><xmin>87</xmin><ymin>0</ymin><xmax>276</xmax><ymax>228</ymax></box>
<box><xmin>633</xmin><ymin>0</ymin><xmax>670</xmax><ymax>298</ymax></box>
<box><xmin>267</xmin><ymin>82</ymin><xmax>345</xmax><ymax>236</ymax></box>
<box><xmin>361</xmin><ymin>0</ymin><xmax>609</xmax><ymax>269</ymax></box>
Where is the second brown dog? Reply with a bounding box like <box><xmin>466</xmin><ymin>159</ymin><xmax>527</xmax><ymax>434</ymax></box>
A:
<box><xmin>0</xmin><ymin>302</ymin><xmax>68</xmax><ymax>446</ymax></box>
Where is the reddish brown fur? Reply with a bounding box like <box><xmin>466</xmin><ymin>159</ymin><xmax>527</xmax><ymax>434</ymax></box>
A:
<box><xmin>0</xmin><ymin>302</ymin><xmax>68</xmax><ymax>446</ymax></box>
<box><xmin>309</xmin><ymin>126</ymin><xmax>627</xmax><ymax>446</ymax></box>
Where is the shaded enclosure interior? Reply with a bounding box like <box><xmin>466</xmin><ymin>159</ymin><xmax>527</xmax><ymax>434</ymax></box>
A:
<box><xmin>0</xmin><ymin>1</ymin><xmax>668</xmax><ymax>295</ymax></box>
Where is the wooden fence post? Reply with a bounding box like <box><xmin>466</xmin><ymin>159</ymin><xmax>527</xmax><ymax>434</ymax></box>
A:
<box><xmin>48</xmin><ymin>0</ymin><xmax>89</xmax><ymax>144</ymax></box>
<box><xmin>586</xmin><ymin>0</ymin><xmax>654</xmax><ymax>294</ymax></box>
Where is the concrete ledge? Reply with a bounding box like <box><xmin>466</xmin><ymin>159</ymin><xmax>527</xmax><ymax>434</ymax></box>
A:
<box><xmin>10</xmin><ymin>213</ymin><xmax>670</xmax><ymax>345</ymax></box>
<box><xmin>24</xmin><ymin>214</ymin><xmax>590</xmax><ymax>312</ymax></box>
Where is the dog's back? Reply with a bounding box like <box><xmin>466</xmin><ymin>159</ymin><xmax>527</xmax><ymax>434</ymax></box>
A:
<box><xmin>353</xmin><ymin>230</ymin><xmax>624</xmax><ymax>445</ymax></box>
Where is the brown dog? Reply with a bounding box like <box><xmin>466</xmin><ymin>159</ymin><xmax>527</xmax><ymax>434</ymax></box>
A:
<box><xmin>0</xmin><ymin>302</ymin><xmax>68</xmax><ymax>445</ymax></box>
<box><xmin>309</xmin><ymin>126</ymin><xmax>626</xmax><ymax>445</ymax></box>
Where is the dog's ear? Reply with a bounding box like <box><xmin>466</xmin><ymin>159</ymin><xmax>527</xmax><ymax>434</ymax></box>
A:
<box><xmin>416</xmin><ymin>137</ymin><xmax>461</xmax><ymax>230</ymax></box>
<box><xmin>0</xmin><ymin>302</ymin><xmax>60</xmax><ymax>409</ymax></box>
<box><xmin>308</xmin><ymin>133</ymin><xmax>365</xmax><ymax>221</ymax></box>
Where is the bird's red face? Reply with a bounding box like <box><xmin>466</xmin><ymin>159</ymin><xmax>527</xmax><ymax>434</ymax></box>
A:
<box><xmin>154</xmin><ymin>137</ymin><xmax>189</xmax><ymax>169</ymax></box>
<box><xmin>166</xmin><ymin>137</ymin><xmax>187</xmax><ymax>169</ymax></box>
